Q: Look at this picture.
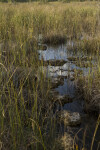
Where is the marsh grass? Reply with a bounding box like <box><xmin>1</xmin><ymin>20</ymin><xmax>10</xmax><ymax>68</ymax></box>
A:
<box><xmin>0</xmin><ymin>1</ymin><xmax>100</xmax><ymax>150</ymax></box>
<box><xmin>67</xmin><ymin>37</ymin><xmax>100</xmax><ymax>55</ymax></box>
<box><xmin>0</xmin><ymin>2</ymin><xmax>100</xmax><ymax>43</ymax></box>
<box><xmin>76</xmin><ymin>67</ymin><xmax>100</xmax><ymax>113</ymax></box>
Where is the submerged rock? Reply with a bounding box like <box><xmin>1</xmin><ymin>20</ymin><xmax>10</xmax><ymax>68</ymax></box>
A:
<box><xmin>52</xmin><ymin>95</ymin><xmax>73</xmax><ymax>105</ymax></box>
<box><xmin>49</xmin><ymin>89</ymin><xmax>59</xmax><ymax>96</ymax></box>
<box><xmin>50</xmin><ymin>77</ymin><xmax>64</xmax><ymax>88</ymax></box>
<box><xmin>58</xmin><ymin>110</ymin><xmax>81</xmax><ymax>126</ymax></box>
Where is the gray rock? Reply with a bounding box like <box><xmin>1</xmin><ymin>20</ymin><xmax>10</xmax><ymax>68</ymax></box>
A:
<box><xmin>39</xmin><ymin>65</ymin><xmax>75</xmax><ymax>78</ymax></box>
<box><xmin>61</xmin><ymin>133</ymin><xmax>73</xmax><ymax>150</ymax></box>
<box><xmin>59</xmin><ymin>110</ymin><xmax>81</xmax><ymax>126</ymax></box>
<box><xmin>55</xmin><ymin>133</ymin><xmax>73</xmax><ymax>150</ymax></box>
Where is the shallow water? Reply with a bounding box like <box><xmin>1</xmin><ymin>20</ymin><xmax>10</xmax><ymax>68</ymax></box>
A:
<box><xmin>38</xmin><ymin>42</ymin><xmax>96</xmax><ymax>99</ymax></box>
<box><xmin>38</xmin><ymin>42</ymin><xmax>83</xmax><ymax>61</ymax></box>
<box><xmin>38</xmin><ymin>42</ymin><xmax>100</xmax><ymax>150</ymax></box>
<box><xmin>55</xmin><ymin>79</ymin><xmax>75</xmax><ymax>97</ymax></box>
<box><xmin>38</xmin><ymin>44</ymin><xmax>68</xmax><ymax>61</ymax></box>
<box><xmin>38</xmin><ymin>42</ymin><xmax>97</xmax><ymax>103</ymax></box>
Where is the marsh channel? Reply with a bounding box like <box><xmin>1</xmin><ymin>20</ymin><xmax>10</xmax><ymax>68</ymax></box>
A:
<box><xmin>38</xmin><ymin>41</ymin><xmax>100</xmax><ymax>150</ymax></box>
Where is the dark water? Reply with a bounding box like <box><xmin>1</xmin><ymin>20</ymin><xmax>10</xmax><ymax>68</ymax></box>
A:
<box><xmin>38</xmin><ymin>42</ymin><xmax>100</xmax><ymax>150</ymax></box>
<box><xmin>55</xmin><ymin>79</ymin><xmax>75</xmax><ymax>97</ymax></box>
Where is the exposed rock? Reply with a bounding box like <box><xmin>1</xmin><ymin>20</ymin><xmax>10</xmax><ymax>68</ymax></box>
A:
<box><xmin>61</xmin><ymin>133</ymin><xmax>73</xmax><ymax>150</ymax></box>
<box><xmin>55</xmin><ymin>133</ymin><xmax>73</xmax><ymax>150</ymax></box>
<box><xmin>40</xmin><ymin>65</ymin><xmax>75</xmax><ymax>78</ymax></box>
<box><xmin>58</xmin><ymin>110</ymin><xmax>81</xmax><ymax>126</ymax></box>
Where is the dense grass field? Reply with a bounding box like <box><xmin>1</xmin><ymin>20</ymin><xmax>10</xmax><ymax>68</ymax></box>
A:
<box><xmin>0</xmin><ymin>1</ymin><xmax>100</xmax><ymax>150</ymax></box>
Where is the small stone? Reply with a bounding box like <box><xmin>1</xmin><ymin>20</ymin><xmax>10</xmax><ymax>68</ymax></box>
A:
<box><xmin>59</xmin><ymin>110</ymin><xmax>81</xmax><ymax>126</ymax></box>
<box><xmin>55</xmin><ymin>133</ymin><xmax>73</xmax><ymax>150</ymax></box>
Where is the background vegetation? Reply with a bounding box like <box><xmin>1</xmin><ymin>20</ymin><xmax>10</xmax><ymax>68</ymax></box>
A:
<box><xmin>0</xmin><ymin>0</ymin><xmax>99</xmax><ymax>3</ymax></box>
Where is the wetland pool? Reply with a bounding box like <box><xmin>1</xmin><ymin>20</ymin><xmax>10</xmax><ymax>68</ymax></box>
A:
<box><xmin>38</xmin><ymin>42</ymin><xmax>100</xmax><ymax>150</ymax></box>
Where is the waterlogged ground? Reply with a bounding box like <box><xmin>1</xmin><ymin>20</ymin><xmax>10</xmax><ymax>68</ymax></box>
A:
<box><xmin>38</xmin><ymin>42</ymin><xmax>100</xmax><ymax>150</ymax></box>
<box><xmin>38</xmin><ymin>42</ymin><xmax>95</xmax><ymax>96</ymax></box>
<box><xmin>0</xmin><ymin>39</ymin><xmax>99</xmax><ymax>149</ymax></box>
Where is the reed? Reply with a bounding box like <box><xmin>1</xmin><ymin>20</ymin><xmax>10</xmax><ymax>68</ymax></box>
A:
<box><xmin>0</xmin><ymin>1</ymin><xmax>100</xmax><ymax>150</ymax></box>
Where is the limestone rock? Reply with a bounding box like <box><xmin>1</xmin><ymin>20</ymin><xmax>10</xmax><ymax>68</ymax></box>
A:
<box><xmin>55</xmin><ymin>133</ymin><xmax>73</xmax><ymax>150</ymax></box>
<box><xmin>58</xmin><ymin>110</ymin><xmax>81</xmax><ymax>126</ymax></box>
<box><xmin>61</xmin><ymin>133</ymin><xmax>73</xmax><ymax>150</ymax></box>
